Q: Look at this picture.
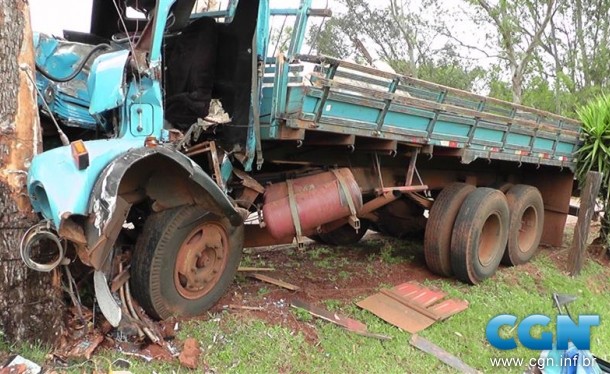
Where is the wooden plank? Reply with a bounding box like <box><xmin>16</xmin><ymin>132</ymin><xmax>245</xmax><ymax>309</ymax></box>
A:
<box><xmin>249</xmin><ymin>273</ymin><xmax>301</xmax><ymax>291</ymax></box>
<box><xmin>568</xmin><ymin>171</ymin><xmax>603</xmax><ymax>276</ymax></box>
<box><xmin>409</xmin><ymin>335</ymin><xmax>480</xmax><ymax>374</ymax></box>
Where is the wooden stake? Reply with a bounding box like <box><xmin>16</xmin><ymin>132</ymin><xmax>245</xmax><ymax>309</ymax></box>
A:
<box><xmin>568</xmin><ymin>171</ymin><xmax>603</xmax><ymax>276</ymax></box>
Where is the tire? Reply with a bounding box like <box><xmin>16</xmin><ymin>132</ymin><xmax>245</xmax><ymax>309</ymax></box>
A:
<box><xmin>424</xmin><ymin>183</ymin><xmax>476</xmax><ymax>277</ymax></box>
<box><xmin>451</xmin><ymin>188</ymin><xmax>509</xmax><ymax>284</ymax></box>
<box><xmin>502</xmin><ymin>185</ymin><xmax>544</xmax><ymax>266</ymax></box>
<box><xmin>131</xmin><ymin>205</ymin><xmax>244</xmax><ymax>320</ymax></box>
<box><xmin>318</xmin><ymin>220</ymin><xmax>370</xmax><ymax>246</ymax></box>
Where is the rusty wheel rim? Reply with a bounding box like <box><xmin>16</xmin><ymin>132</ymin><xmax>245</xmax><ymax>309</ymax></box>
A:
<box><xmin>174</xmin><ymin>221</ymin><xmax>229</xmax><ymax>300</ymax></box>
<box><xmin>518</xmin><ymin>206</ymin><xmax>537</xmax><ymax>253</ymax></box>
<box><xmin>478</xmin><ymin>213</ymin><xmax>501</xmax><ymax>267</ymax></box>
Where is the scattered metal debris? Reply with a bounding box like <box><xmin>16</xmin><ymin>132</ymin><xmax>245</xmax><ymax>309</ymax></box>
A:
<box><xmin>62</xmin><ymin>333</ymin><xmax>104</xmax><ymax>361</ymax></box>
<box><xmin>0</xmin><ymin>356</ymin><xmax>42</xmax><ymax>374</ymax></box>
<box><xmin>237</xmin><ymin>267</ymin><xmax>276</xmax><ymax>272</ymax></box>
<box><xmin>409</xmin><ymin>335</ymin><xmax>480</xmax><ymax>374</ymax></box>
<box><xmin>248</xmin><ymin>273</ymin><xmax>300</xmax><ymax>291</ymax></box>
<box><xmin>291</xmin><ymin>299</ymin><xmax>391</xmax><ymax>341</ymax></box>
<box><xmin>227</xmin><ymin>304</ymin><xmax>265</xmax><ymax>311</ymax></box>
<box><xmin>357</xmin><ymin>282</ymin><xmax>468</xmax><ymax>333</ymax></box>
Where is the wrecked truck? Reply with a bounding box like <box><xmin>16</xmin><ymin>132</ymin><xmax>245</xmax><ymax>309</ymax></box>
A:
<box><xmin>21</xmin><ymin>0</ymin><xmax>581</xmax><ymax>327</ymax></box>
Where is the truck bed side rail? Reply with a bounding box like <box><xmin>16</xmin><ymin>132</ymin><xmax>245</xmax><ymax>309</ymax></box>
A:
<box><xmin>274</xmin><ymin>54</ymin><xmax>581</xmax><ymax>170</ymax></box>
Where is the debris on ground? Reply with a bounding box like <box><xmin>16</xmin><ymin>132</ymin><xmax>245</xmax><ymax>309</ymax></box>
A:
<box><xmin>409</xmin><ymin>335</ymin><xmax>480</xmax><ymax>374</ymax></box>
<box><xmin>60</xmin><ymin>333</ymin><xmax>104</xmax><ymax>361</ymax></box>
<box><xmin>178</xmin><ymin>338</ymin><xmax>201</xmax><ymax>370</ymax></box>
<box><xmin>238</xmin><ymin>267</ymin><xmax>276</xmax><ymax>272</ymax></box>
<box><xmin>357</xmin><ymin>282</ymin><xmax>468</xmax><ymax>333</ymax></box>
<box><xmin>0</xmin><ymin>355</ymin><xmax>42</xmax><ymax>374</ymax></box>
<box><xmin>291</xmin><ymin>299</ymin><xmax>391</xmax><ymax>340</ymax></box>
<box><xmin>227</xmin><ymin>304</ymin><xmax>265</xmax><ymax>311</ymax></box>
<box><xmin>248</xmin><ymin>273</ymin><xmax>300</xmax><ymax>291</ymax></box>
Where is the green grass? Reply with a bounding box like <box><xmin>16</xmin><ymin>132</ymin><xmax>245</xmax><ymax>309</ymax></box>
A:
<box><xmin>3</xmin><ymin>248</ymin><xmax>610</xmax><ymax>373</ymax></box>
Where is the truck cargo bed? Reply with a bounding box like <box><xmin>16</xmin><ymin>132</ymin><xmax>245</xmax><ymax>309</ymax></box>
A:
<box><xmin>261</xmin><ymin>55</ymin><xmax>581</xmax><ymax>170</ymax></box>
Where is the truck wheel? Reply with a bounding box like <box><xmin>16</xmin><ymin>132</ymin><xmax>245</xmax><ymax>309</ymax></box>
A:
<box><xmin>502</xmin><ymin>185</ymin><xmax>544</xmax><ymax>266</ymax></box>
<box><xmin>451</xmin><ymin>188</ymin><xmax>509</xmax><ymax>284</ymax></box>
<box><xmin>424</xmin><ymin>183</ymin><xmax>475</xmax><ymax>277</ymax></box>
<box><xmin>131</xmin><ymin>205</ymin><xmax>244</xmax><ymax>320</ymax></box>
<box><xmin>318</xmin><ymin>220</ymin><xmax>370</xmax><ymax>246</ymax></box>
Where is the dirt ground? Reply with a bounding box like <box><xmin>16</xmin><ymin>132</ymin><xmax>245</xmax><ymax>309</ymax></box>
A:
<box><xmin>208</xmin><ymin>216</ymin><xmax>608</xmax><ymax>344</ymax></box>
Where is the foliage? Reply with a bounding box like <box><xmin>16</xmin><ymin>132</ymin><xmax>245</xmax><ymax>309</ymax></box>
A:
<box><xmin>575</xmin><ymin>94</ymin><xmax>610</xmax><ymax>248</ymax></box>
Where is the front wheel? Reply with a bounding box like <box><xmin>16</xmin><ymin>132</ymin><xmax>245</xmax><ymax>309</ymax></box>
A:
<box><xmin>131</xmin><ymin>205</ymin><xmax>244</xmax><ymax>320</ymax></box>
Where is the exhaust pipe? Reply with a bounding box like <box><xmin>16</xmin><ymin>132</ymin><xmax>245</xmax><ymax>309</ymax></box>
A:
<box><xmin>20</xmin><ymin>220</ymin><xmax>65</xmax><ymax>272</ymax></box>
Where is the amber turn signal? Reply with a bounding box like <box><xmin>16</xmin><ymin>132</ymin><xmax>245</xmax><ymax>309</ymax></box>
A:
<box><xmin>71</xmin><ymin>140</ymin><xmax>89</xmax><ymax>170</ymax></box>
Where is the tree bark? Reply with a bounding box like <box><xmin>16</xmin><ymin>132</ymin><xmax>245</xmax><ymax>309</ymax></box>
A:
<box><xmin>0</xmin><ymin>0</ymin><xmax>64</xmax><ymax>345</ymax></box>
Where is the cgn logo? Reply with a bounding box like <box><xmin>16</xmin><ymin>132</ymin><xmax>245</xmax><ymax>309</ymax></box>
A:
<box><xmin>486</xmin><ymin>314</ymin><xmax>600</xmax><ymax>350</ymax></box>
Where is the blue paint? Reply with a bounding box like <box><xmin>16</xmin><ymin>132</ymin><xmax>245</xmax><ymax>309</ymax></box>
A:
<box><xmin>506</xmin><ymin>133</ymin><xmax>532</xmax><ymax>148</ymax></box>
<box><xmin>28</xmin><ymin>138</ymin><xmax>145</xmax><ymax>228</ymax></box>
<box><xmin>434</xmin><ymin>121</ymin><xmax>471</xmax><ymax>137</ymax></box>
<box><xmin>474</xmin><ymin>127</ymin><xmax>504</xmax><ymax>143</ymax></box>
<box><xmin>384</xmin><ymin>112</ymin><xmax>429</xmax><ymax>133</ymax></box>
<box><xmin>88</xmin><ymin>50</ymin><xmax>130</xmax><ymax>115</ymax></box>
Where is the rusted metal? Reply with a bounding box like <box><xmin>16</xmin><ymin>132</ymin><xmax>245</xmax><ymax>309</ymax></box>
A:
<box><xmin>405</xmin><ymin>147</ymin><xmax>420</xmax><ymax>186</ymax></box>
<box><xmin>237</xmin><ymin>267</ymin><xmax>276</xmax><ymax>272</ymax></box>
<box><xmin>304</xmin><ymin>132</ymin><xmax>355</xmax><ymax>146</ymax></box>
<box><xmin>243</xmin><ymin>225</ymin><xmax>294</xmax><ymax>248</ymax></box>
<box><xmin>359</xmin><ymin>191</ymin><xmax>401</xmax><ymax>216</ymax></box>
<box><xmin>392</xmin><ymin>282</ymin><xmax>446</xmax><ymax>308</ymax></box>
<box><xmin>522</xmin><ymin>169</ymin><xmax>573</xmax><ymax>247</ymax></box>
<box><xmin>174</xmin><ymin>221</ymin><xmax>229</xmax><ymax>299</ymax></box>
<box><xmin>409</xmin><ymin>335</ymin><xmax>480</xmax><ymax>374</ymax></box>
<box><xmin>207</xmin><ymin>141</ymin><xmax>224</xmax><ymax>189</ymax></box>
<box><xmin>357</xmin><ymin>282</ymin><xmax>468</xmax><ymax>334</ymax></box>
<box><xmin>430</xmin><ymin>299</ymin><xmax>469</xmax><ymax>320</ymax></box>
<box><xmin>88</xmin><ymin>196</ymin><xmax>131</xmax><ymax>270</ymax></box>
<box><xmin>248</xmin><ymin>273</ymin><xmax>300</xmax><ymax>291</ymax></box>
<box><xmin>376</xmin><ymin>185</ymin><xmax>428</xmax><ymax>194</ymax></box>
<box><xmin>110</xmin><ymin>267</ymin><xmax>130</xmax><ymax>293</ymax></box>
<box><xmin>291</xmin><ymin>299</ymin><xmax>366</xmax><ymax>332</ymax></box>
<box><xmin>330</xmin><ymin>169</ymin><xmax>360</xmax><ymax>230</ymax></box>
<box><xmin>357</xmin><ymin>292</ymin><xmax>436</xmax><ymax>333</ymax></box>
<box><xmin>405</xmin><ymin>192</ymin><xmax>433</xmax><ymax>209</ymax></box>
<box><xmin>379</xmin><ymin>289</ymin><xmax>440</xmax><ymax>321</ymax></box>
<box><xmin>263</xmin><ymin>169</ymin><xmax>363</xmax><ymax>240</ymax></box>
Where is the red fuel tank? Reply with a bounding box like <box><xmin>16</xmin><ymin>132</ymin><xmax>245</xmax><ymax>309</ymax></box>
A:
<box><xmin>262</xmin><ymin>169</ymin><xmax>363</xmax><ymax>239</ymax></box>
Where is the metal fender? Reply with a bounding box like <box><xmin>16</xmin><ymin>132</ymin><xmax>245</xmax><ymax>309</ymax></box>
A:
<box><xmin>82</xmin><ymin>146</ymin><xmax>243</xmax><ymax>270</ymax></box>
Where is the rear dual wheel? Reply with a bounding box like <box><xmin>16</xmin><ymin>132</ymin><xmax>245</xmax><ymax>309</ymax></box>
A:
<box><xmin>451</xmin><ymin>188</ymin><xmax>510</xmax><ymax>284</ymax></box>
<box><xmin>424</xmin><ymin>183</ymin><xmax>476</xmax><ymax>277</ymax></box>
<box><xmin>503</xmin><ymin>185</ymin><xmax>544</xmax><ymax>266</ymax></box>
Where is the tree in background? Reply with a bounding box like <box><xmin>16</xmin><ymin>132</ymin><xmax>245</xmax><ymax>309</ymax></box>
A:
<box><xmin>0</xmin><ymin>1</ymin><xmax>64</xmax><ymax>344</ymax></box>
<box><xmin>462</xmin><ymin>0</ymin><xmax>562</xmax><ymax>104</ymax></box>
<box><xmin>310</xmin><ymin>0</ymin><xmax>485</xmax><ymax>91</ymax></box>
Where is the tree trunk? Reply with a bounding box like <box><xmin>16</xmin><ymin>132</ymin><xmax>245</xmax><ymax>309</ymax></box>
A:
<box><xmin>0</xmin><ymin>0</ymin><xmax>64</xmax><ymax>345</ymax></box>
